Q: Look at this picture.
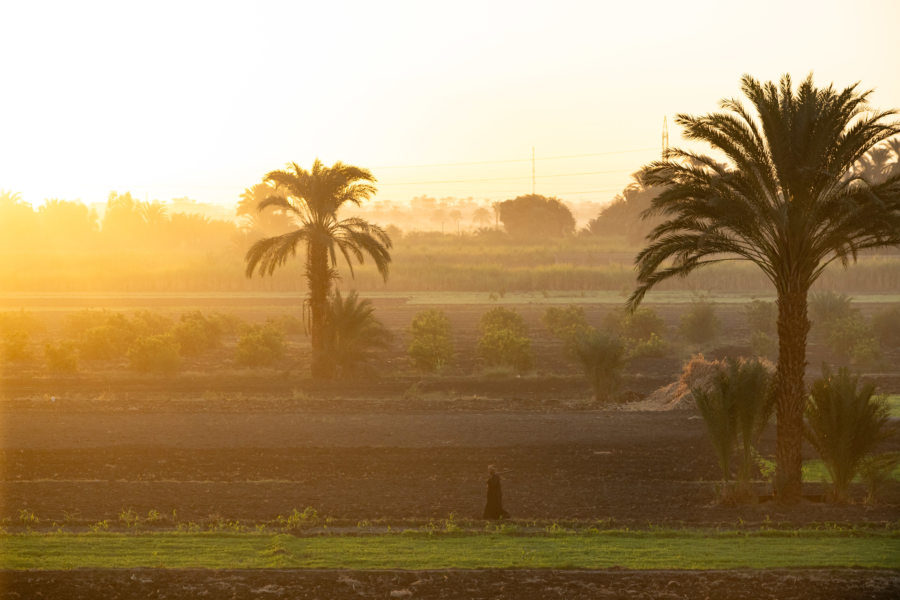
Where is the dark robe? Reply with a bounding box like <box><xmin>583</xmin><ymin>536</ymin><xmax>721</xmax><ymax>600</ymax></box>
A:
<box><xmin>483</xmin><ymin>473</ymin><xmax>510</xmax><ymax>519</ymax></box>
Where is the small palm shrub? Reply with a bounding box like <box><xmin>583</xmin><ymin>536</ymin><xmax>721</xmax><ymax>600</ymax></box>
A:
<box><xmin>478</xmin><ymin>307</ymin><xmax>531</xmax><ymax>372</ymax></box>
<box><xmin>236</xmin><ymin>324</ymin><xmax>285</xmax><ymax>367</ymax></box>
<box><xmin>572</xmin><ymin>329</ymin><xmax>625</xmax><ymax>403</ymax></box>
<box><xmin>408</xmin><ymin>309</ymin><xmax>454</xmax><ymax>372</ymax></box>
<box><xmin>692</xmin><ymin>357</ymin><xmax>773</xmax><ymax>498</ymax></box>
<box><xmin>127</xmin><ymin>334</ymin><xmax>181</xmax><ymax>373</ymax></box>
<box><xmin>859</xmin><ymin>452</ymin><xmax>900</xmax><ymax>505</ymax></box>
<box><xmin>323</xmin><ymin>291</ymin><xmax>391</xmax><ymax>376</ymax></box>
<box><xmin>679</xmin><ymin>300</ymin><xmax>719</xmax><ymax>345</ymax></box>
<box><xmin>45</xmin><ymin>341</ymin><xmax>78</xmax><ymax>373</ymax></box>
<box><xmin>804</xmin><ymin>365</ymin><xmax>895</xmax><ymax>502</ymax></box>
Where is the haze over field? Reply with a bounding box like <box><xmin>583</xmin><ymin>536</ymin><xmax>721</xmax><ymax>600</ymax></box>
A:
<box><xmin>2</xmin><ymin>0</ymin><xmax>899</xmax><ymax>214</ymax></box>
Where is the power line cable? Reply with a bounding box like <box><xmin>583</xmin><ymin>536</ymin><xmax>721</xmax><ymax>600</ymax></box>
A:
<box><xmin>371</xmin><ymin>147</ymin><xmax>656</xmax><ymax>169</ymax></box>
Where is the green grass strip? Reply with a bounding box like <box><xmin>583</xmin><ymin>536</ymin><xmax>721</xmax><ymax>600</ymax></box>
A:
<box><xmin>2</xmin><ymin>532</ymin><xmax>899</xmax><ymax>570</ymax></box>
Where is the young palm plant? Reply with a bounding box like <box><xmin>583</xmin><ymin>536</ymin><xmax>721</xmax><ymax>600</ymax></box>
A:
<box><xmin>628</xmin><ymin>74</ymin><xmax>900</xmax><ymax>500</ymax></box>
<box><xmin>323</xmin><ymin>290</ymin><xmax>392</xmax><ymax>377</ymax></box>
<box><xmin>692</xmin><ymin>358</ymin><xmax>773</xmax><ymax>495</ymax></box>
<box><xmin>805</xmin><ymin>365</ymin><xmax>895</xmax><ymax>502</ymax></box>
<box><xmin>244</xmin><ymin>160</ymin><xmax>392</xmax><ymax>378</ymax></box>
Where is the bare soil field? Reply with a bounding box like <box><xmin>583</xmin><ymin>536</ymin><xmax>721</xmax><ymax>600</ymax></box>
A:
<box><xmin>2</xmin><ymin>400</ymin><xmax>898</xmax><ymax>526</ymax></box>
<box><xmin>3</xmin><ymin>567</ymin><xmax>899</xmax><ymax>600</ymax></box>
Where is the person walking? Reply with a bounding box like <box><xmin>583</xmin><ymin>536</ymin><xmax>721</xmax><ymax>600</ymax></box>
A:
<box><xmin>482</xmin><ymin>465</ymin><xmax>510</xmax><ymax>519</ymax></box>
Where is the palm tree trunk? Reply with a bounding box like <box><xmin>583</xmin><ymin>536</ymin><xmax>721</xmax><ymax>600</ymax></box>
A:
<box><xmin>773</xmin><ymin>289</ymin><xmax>809</xmax><ymax>501</ymax></box>
<box><xmin>307</xmin><ymin>241</ymin><xmax>333</xmax><ymax>379</ymax></box>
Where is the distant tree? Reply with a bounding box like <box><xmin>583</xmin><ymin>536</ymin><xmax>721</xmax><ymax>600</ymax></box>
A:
<box><xmin>237</xmin><ymin>183</ymin><xmax>292</xmax><ymax>236</ymax></box>
<box><xmin>102</xmin><ymin>192</ymin><xmax>145</xmax><ymax>241</ymax></box>
<box><xmin>140</xmin><ymin>200</ymin><xmax>168</xmax><ymax>227</ymax></box>
<box><xmin>37</xmin><ymin>199</ymin><xmax>98</xmax><ymax>246</ymax></box>
<box><xmin>585</xmin><ymin>179</ymin><xmax>661</xmax><ymax>243</ymax></box>
<box><xmin>0</xmin><ymin>190</ymin><xmax>38</xmax><ymax>249</ymax></box>
<box><xmin>471</xmin><ymin>207</ymin><xmax>492</xmax><ymax>229</ymax></box>
<box><xmin>497</xmin><ymin>194</ymin><xmax>575</xmax><ymax>239</ymax></box>
<box><xmin>244</xmin><ymin>160</ymin><xmax>392</xmax><ymax>379</ymax></box>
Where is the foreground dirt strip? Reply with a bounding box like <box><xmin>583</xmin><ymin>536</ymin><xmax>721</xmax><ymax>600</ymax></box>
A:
<box><xmin>2</xmin><ymin>568</ymin><xmax>898</xmax><ymax>599</ymax></box>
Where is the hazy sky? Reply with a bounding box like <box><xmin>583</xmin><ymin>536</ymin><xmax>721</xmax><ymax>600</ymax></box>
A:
<box><xmin>2</xmin><ymin>0</ymin><xmax>899</xmax><ymax>210</ymax></box>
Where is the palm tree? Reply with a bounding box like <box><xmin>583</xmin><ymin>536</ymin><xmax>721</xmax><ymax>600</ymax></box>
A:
<box><xmin>627</xmin><ymin>74</ymin><xmax>900</xmax><ymax>501</ymax></box>
<box><xmin>244</xmin><ymin>160</ymin><xmax>392</xmax><ymax>378</ymax></box>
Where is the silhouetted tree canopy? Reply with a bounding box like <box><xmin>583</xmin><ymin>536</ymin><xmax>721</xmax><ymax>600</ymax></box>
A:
<box><xmin>585</xmin><ymin>178</ymin><xmax>661</xmax><ymax>244</ymax></box>
<box><xmin>496</xmin><ymin>195</ymin><xmax>575</xmax><ymax>239</ymax></box>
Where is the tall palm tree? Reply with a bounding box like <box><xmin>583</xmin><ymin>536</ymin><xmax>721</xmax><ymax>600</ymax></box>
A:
<box><xmin>244</xmin><ymin>160</ymin><xmax>392</xmax><ymax>378</ymax></box>
<box><xmin>627</xmin><ymin>74</ymin><xmax>900</xmax><ymax>501</ymax></box>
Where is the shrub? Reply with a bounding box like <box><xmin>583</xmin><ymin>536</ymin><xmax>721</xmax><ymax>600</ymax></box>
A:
<box><xmin>604</xmin><ymin>307</ymin><xmax>665</xmax><ymax>342</ymax></box>
<box><xmin>808</xmin><ymin>292</ymin><xmax>879</xmax><ymax>365</ymax></box>
<box><xmin>542</xmin><ymin>305</ymin><xmax>590</xmax><ymax>344</ymax></box>
<box><xmin>45</xmin><ymin>341</ymin><xmax>78</xmax><ymax>373</ymax></box>
<box><xmin>572</xmin><ymin>329</ymin><xmax>625</xmax><ymax>402</ymax></box>
<box><xmin>208</xmin><ymin>312</ymin><xmax>246</xmax><ymax>335</ymax></box>
<box><xmin>692</xmin><ymin>357</ymin><xmax>773</xmax><ymax>498</ymax></box>
<box><xmin>172</xmin><ymin>311</ymin><xmax>222</xmax><ymax>356</ymax></box>
<box><xmin>805</xmin><ymin>365</ymin><xmax>896</xmax><ymax>502</ymax></box>
<box><xmin>480</xmin><ymin>307</ymin><xmax>528</xmax><ymax>336</ymax></box>
<box><xmin>0</xmin><ymin>310</ymin><xmax>42</xmax><ymax>337</ymax></box>
<box><xmin>408</xmin><ymin>309</ymin><xmax>454</xmax><ymax>372</ymax></box>
<box><xmin>626</xmin><ymin>332</ymin><xmax>669</xmax><ymax>359</ymax></box>
<box><xmin>322</xmin><ymin>291</ymin><xmax>391</xmax><ymax>376</ymax></box>
<box><xmin>127</xmin><ymin>334</ymin><xmax>181</xmax><ymax>373</ymax></box>
<box><xmin>809</xmin><ymin>291</ymin><xmax>854</xmax><ymax>326</ymax></box>
<box><xmin>265</xmin><ymin>314</ymin><xmax>306</xmax><ymax>335</ymax></box>
<box><xmin>745</xmin><ymin>300</ymin><xmax>777</xmax><ymax>357</ymax></box>
<box><xmin>1</xmin><ymin>330</ymin><xmax>30</xmax><ymax>361</ymax></box>
<box><xmin>236</xmin><ymin>324</ymin><xmax>285</xmax><ymax>366</ymax></box>
<box><xmin>750</xmin><ymin>331</ymin><xmax>777</xmax><ymax>359</ymax></box>
<box><xmin>478</xmin><ymin>307</ymin><xmax>532</xmax><ymax>372</ymax></box>
<box><xmin>871</xmin><ymin>305</ymin><xmax>900</xmax><ymax>349</ymax></box>
<box><xmin>69</xmin><ymin>310</ymin><xmax>168</xmax><ymax>361</ymax></box>
<box><xmin>679</xmin><ymin>300</ymin><xmax>719</xmax><ymax>345</ymax></box>
<box><xmin>130</xmin><ymin>310</ymin><xmax>173</xmax><ymax>336</ymax></box>
<box><xmin>745</xmin><ymin>300</ymin><xmax>776</xmax><ymax>335</ymax></box>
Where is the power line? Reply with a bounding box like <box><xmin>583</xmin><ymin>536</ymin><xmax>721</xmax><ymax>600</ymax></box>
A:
<box><xmin>371</xmin><ymin>147</ymin><xmax>656</xmax><ymax>169</ymax></box>
<box><xmin>376</xmin><ymin>168</ymin><xmax>635</xmax><ymax>187</ymax></box>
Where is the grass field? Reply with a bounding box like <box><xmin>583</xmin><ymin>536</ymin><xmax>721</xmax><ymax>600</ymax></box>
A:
<box><xmin>3</xmin><ymin>530</ymin><xmax>898</xmax><ymax>570</ymax></box>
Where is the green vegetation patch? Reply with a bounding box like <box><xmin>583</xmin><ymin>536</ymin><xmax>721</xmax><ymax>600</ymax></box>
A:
<box><xmin>887</xmin><ymin>395</ymin><xmax>900</xmax><ymax>419</ymax></box>
<box><xmin>3</xmin><ymin>531</ymin><xmax>898</xmax><ymax>570</ymax></box>
<box><xmin>802</xmin><ymin>458</ymin><xmax>900</xmax><ymax>483</ymax></box>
